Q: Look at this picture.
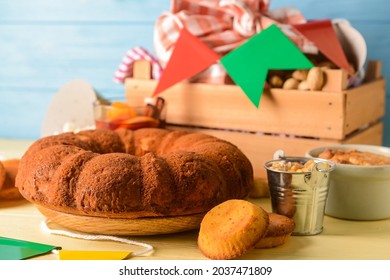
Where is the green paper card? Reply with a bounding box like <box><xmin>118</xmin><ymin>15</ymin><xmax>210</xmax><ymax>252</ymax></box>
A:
<box><xmin>221</xmin><ymin>24</ymin><xmax>314</xmax><ymax>108</ymax></box>
<box><xmin>0</xmin><ymin>236</ymin><xmax>60</xmax><ymax>260</ymax></box>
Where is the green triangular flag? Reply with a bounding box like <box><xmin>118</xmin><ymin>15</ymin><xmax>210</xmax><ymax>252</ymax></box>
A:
<box><xmin>220</xmin><ymin>24</ymin><xmax>314</xmax><ymax>108</ymax></box>
<box><xmin>0</xmin><ymin>236</ymin><xmax>60</xmax><ymax>260</ymax></box>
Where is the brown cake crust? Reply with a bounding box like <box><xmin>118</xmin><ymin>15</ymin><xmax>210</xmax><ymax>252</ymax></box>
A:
<box><xmin>16</xmin><ymin>128</ymin><xmax>254</xmax><ymax>218</ymax></box>
<box><xmin>255</xmin><ymin>213</ymin><xmax>295</xmax><ymax>249</ymax></box>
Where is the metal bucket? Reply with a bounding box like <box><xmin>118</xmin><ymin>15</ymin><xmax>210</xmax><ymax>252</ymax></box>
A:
<box><xmin>265</xmin><ymin>157</ymin><xmax>335</xmax><ymax>235</ymax></box>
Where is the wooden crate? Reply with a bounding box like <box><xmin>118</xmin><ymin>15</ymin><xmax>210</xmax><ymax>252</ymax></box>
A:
<box><xmin>125</xmin><ymin>61</ymin><xmax>386</xmax><ymax>178</ymax></box>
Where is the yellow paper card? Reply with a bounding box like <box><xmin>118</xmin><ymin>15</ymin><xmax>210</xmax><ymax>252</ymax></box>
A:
<box><xmin>59</xmin><ymin>250</ymin><xmax>132</xmax><ymax>260</ymax></box>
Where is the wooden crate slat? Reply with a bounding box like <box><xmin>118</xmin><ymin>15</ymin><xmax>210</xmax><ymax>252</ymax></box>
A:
<box><xmin>322</xmin><ymin>68</ymin><xmax>349</xmax><ymax>92</ymax></box>
<box><xmin>342</xmin><ymin>121</ymin><xmax>383</xmax><ymax>145</ymax></box>
<box><xmin>344</xmin><ymin>79</ymin><xmax>386</xmax><ymax>135</ymax></box>
<box><xmin>170</xmin><ymin>122</ymin><xmax>383</xmax><ymax>179</ymax></box>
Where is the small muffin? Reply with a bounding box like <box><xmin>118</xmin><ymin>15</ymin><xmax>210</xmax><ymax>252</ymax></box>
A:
<box><xmin>198</xmin><ymin>199</ymin><xmax>269</xmax><ymax>260</ymax></box>
<box><xmin>255</xmin><ymin>213</ymin><xmax>295</xmax><ymax>249</ymax></box>
<box><xmin>0</xmin><ymin>159</ymin><xmax>23</xmax><ymax>200</ymax></box>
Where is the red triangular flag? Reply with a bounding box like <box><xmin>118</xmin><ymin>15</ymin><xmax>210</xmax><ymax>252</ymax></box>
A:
<box><xmin>153</xmin><ymin>28</ymin><xmax>220</xmax><ymax>96</ymax></box>
<box><xmin>294</xmin><ymin>19</ymin><xmax>354</xmax><ymax>75</ymax></box>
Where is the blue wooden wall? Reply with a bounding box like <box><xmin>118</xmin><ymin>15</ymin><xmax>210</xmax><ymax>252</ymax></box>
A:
<box><xmin>1</xmin><ymin>0</ymin><xmax>389</xmax><ymax>144</ymax></box>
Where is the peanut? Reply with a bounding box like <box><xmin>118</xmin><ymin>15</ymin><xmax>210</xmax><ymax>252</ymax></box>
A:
<box><xmin>317</xmin><ymin>61</ymin><xmax>337</xmax><ymax>70</ymax></box>
<box><xmin>292</xmin><ymin>70</ymin><xmax>309</xmax><ymax>81</ymax></box>
<box><xmin>298</xmin><ymin>80</ymin><xmax>310</xmax><ymax>91</ymax></box>
<box><xmin>268</xmin><ymin>75</ymin><xmax>284</xmax><ymax>88</ymax></box>
<box><xmin>282</xmin><ymin>78</ymin><xmax>299</xmax><ymax>90</ymax></box>
<box><xmin>306</xmin><ymin>67</ymin><xmax>324</xmax><ymax>91</ymax></box>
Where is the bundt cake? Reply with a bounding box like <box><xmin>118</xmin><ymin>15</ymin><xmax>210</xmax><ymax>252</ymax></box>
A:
<box><xmin>15</xmin><ymin>128</ymin><xmax>253</xmax><ymax>218</ymax></box>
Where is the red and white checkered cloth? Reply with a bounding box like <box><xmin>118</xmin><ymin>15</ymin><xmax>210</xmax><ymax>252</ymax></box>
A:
<box><xmin>113</xmin><ymin>46</ymin><xmax>163</xmax><ymax>83</ymax></box>
<box><xmin>153</xmin><ymin>0</ymin><xmax>317</xmax><ymax>84</ymax></box>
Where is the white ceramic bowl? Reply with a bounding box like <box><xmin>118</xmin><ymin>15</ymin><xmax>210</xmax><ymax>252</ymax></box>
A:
<box><xmin>305</xmin><ymin>144</ymin><xmax>390</xmax><ymax>221</ymax></box>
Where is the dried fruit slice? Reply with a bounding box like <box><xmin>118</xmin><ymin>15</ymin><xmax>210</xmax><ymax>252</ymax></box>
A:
<box><xmin>107</xmin><ymin>102</ymin><xmax>137</xmax><ymax>121</ymax></box>
<box><xmin>119</xmin><ymin>116</ymin><xmax>159</xmax><ymax>130</ymax></box>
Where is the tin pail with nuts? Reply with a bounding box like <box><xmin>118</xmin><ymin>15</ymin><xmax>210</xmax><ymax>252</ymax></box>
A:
<box><xmin>264</xmin><ymin>156</ymin><xmax>335</xmax><ymax>235</ymax></box>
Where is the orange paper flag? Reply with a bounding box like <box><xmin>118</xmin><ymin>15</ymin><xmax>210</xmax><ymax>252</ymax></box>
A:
<box><xmin>294</xmin><ymin>19</ymin><xmax>354</xmax><ymax>75</ymax></box>
<box><xmin>153</xmin><ymin>28</ymin><xmax>220</xmax><ymax>96</ymax></box>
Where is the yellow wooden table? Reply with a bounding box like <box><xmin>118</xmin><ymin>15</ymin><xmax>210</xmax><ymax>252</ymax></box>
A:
<box><xmin>1</xmin><ymin>139</ymin><xmax>390</xmax><ymax>260</ymax></box>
